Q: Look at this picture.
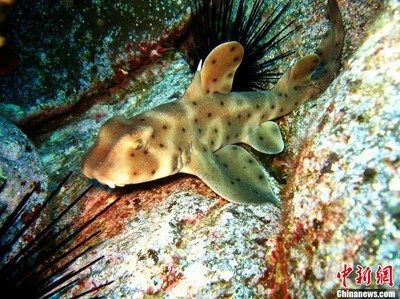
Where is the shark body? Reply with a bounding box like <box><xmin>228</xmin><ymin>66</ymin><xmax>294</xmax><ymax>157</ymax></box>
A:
<box><xmin>82</xmin><ymin>0</ymin><xmax>343</xmax><ymax>205</ymax></box>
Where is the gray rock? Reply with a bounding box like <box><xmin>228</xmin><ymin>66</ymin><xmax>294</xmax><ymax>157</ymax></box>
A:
<box><xmin>0</xmin><ymin>0</ymin><xmax>191</xmax><ymax>123</ymax></box>
<box><xmin>277</xmin><ymin>0</ymin><xmax>400</xmax><ymax>296</ymax></box>
<box><xmin>1</xmin><ymin>0</ymin><xmax>394</xmax><ymax>297</ymax></box>
<box><xmin>72</xmin><ymin>192</ymin><xmax>280</xmax><ymax>298</ymax></box>
<box><xmin>0</xmin><ymin>116</ymin><xmax>48</xmax><ymax>211</ymax></box>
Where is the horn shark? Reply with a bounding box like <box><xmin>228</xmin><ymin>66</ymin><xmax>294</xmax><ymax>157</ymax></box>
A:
<box><xmin>82</xmin><ymin>0</ymin><xmax>343</xmax><ymax>206</ymax></box>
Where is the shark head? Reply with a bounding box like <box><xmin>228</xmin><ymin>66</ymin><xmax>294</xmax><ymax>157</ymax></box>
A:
<box><xmin>82</xmin><ymin>116</ymin><xmax>182</xmax><ymax>188</ymax></box>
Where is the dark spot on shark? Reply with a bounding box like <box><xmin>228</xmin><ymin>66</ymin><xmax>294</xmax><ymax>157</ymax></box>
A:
<box><xmin>220</xmin><ymin>101</ymin><xmax>224</xmax><ymax>106</ymax></box>
<box><xmin>159</xmin><ymin>143</ymin><xmax>164</xmax><ymax>148</ymax></box>
<box><xmin>213</xmin><ymin>78</ymin><xmax>217</xmax><ymax>82</ymax></box>
<box><xmin>208</xmin><ymin>112</ymin><xmax>212</xmax><ymax>117</ymax></box>
<box><xmin>181</xmin><ymin>127</ymin><xmax>186</xmax><ymax>132</ymax></box>
<box><xmin>162</xmin><ymin>125</ymin><xmax>167</xmax><ymax>130</ymax></box>
<box><xmin>212</xmin><ymin>59</ymin><xmax>216</xmax><ymax>64</ymax></box>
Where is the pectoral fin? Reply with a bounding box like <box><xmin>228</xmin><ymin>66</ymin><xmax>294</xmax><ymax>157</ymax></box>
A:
<box><xmin>183</xmin><ymin>145</ymin><xmax>280</xmax><ymax>206</ymax></box>
<box><xmin>245</xmin><ymin>121</ymin><xmax>284</xmax><ymax>154</ymax></box>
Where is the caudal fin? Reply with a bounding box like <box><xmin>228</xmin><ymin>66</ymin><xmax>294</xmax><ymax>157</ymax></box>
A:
<box><xmin>273</xmin><ymin>0</ymin><xmax>344</xmax><ymax>104</ymax></box>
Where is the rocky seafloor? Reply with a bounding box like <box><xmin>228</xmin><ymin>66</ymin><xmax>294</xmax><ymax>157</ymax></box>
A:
<box><xmin>0</xmin><ymin>0</ymin><xmax>398</xmax><ymax>298</ymax></box>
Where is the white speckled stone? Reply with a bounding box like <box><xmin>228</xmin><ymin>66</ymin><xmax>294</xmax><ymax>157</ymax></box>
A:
<box><xmin>281</xmin><ymin>1</ymin><xmax>400</xmax><ymax>296</ymax></box>
<box><xmin>78</xmin><ymin>193</ymin><xmax>280</xmax><ymax>298</ymax></box>
<box><xmin>0</xmin><ymin>117</ymin><xmax>48</xmax><ymax>211</ymax></box>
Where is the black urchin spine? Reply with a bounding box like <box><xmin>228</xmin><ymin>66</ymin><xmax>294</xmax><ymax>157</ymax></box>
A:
<box><xmin>0</xmin><ymin>172</ymin><xmax>118</xmax><ymax>298</ymax></box>
<box><xmin>180</xmin><ymin>0</ymin><xmax>300</xmax><ymax>91</ymax></box>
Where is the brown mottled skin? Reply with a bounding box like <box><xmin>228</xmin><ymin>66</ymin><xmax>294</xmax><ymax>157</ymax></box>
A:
<box><xmin>82</xmin><ymin>0</ymin><xmax>343</xmax><ymax>205</ymax></box>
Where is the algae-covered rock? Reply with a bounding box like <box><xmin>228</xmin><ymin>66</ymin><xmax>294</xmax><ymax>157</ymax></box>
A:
<box><xmin>271</xmin><ymin>0</ymin><xmax>400</xmax><ymax>296</ymax></box>
<box><xmin>71</xmin><ymin>191</ymin><xmax>281</xmax><ymax>297</ymax></box>
<box><xmin>0</xmin><ymin>0</ymin><xmax>190</xmax><ymax>123</ymax></box>
<box><xmin>0</xmin><ymin>0</ymin><xmax>396</xmax><ymax>297</ymax></box>
<box><xmin>0</xmin><ymin>117</ymin><xmax>48</xmax><ymax>210</ymax></box>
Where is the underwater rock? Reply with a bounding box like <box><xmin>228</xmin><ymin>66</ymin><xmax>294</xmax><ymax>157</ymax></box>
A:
<box><xmin>70</xmin><ymin>191</ymin><xmax>281</xmax><ymax>297</ymax></box>
<box><xmin>0</xmin><ymin>0</ymin><xmax>190</xmax><ymax>127</ymax></box>
<box><xmin>0</xmin><ymin>0</ymin><xmax>392</xmax><ymax>297</ymax></box>
<box><xmin>271</xmin><ymin>0</ymin><xmax>400</xmax><ymax>296</ymax></box>
<box><xmin>0</xmin><ymin>116</ymin><xmax>48</xmax><ymax>209</ymax></box>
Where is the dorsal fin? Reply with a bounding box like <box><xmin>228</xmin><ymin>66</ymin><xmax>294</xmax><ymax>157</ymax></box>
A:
<box><xmin>201</xmin><ymin>41</ymin><xmax>244</xmax><ymax>94</ymax></box>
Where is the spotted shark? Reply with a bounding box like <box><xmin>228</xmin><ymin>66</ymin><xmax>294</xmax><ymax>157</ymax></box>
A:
<box><xmin>82</xmin><ymin>0</ymin><xmax>343</xmax><ymax>206</ymax></box>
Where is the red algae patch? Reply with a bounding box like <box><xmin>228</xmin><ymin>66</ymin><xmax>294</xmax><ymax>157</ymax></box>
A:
<box><xmin>77</xmin><ymin>174</ymin><xmax>222</xmax><ymax>240</ymax></box>
<box><xmin>262</xmin><ymin>2</ymin><xmax>400</xmax><ymax>296</ymax></box>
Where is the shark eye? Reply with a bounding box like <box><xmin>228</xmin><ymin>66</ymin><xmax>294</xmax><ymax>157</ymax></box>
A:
<box><xmin>131</xmin><ymin>138</ymin><xmax>143</xmax><ymax>150</ymax></box>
